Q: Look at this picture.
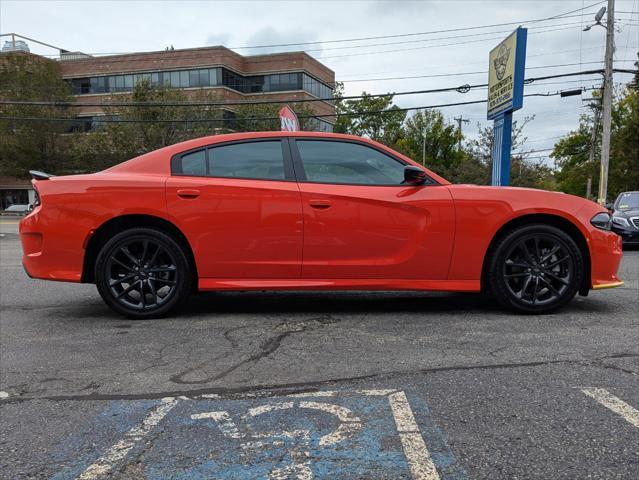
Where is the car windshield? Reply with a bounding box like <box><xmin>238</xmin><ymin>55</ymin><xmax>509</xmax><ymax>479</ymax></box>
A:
<box><xmin>616</xmin><ymin>192</ymin><xmax>639</xmax><ymax>210</ymax></box>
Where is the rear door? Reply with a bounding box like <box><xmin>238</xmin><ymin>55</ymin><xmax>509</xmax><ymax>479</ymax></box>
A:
<box><xmin>166</xmin><ymin>138</ymin><xmax>303</xmax><ymax>279</ymax></box>
<box><xmin>290</xmin><ymin>138</ymin><xmax>455</xmax><ymax>280</ymax></box>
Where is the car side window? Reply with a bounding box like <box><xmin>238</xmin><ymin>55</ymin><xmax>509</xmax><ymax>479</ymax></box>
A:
<box><xmin>208</xmin><ymin>141</ymin><xmax>286</xmax><ymax>180</ymax></box>
<box><xmin>180</xmin><ymin>150</ymin><xmax>207</xmax><ymax>176</ymax></box>
<box><xmin>296</xmin><ymin>140</ymin><xmax>406</xmax><ymax>185</ymax></box>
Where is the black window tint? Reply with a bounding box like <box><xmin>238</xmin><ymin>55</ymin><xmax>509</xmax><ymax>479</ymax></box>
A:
<box><xmin>296</xmin><ymin>141</ymin><xmax>406</xmax><ymax>185</ymax></box>
<box><xmin>180</xmin><ymin>150</ymin><xmax>207</xmax><ymax>176</ymax></box>
<box><xmin>208</xmin><ymin>141</ymin><xmax>285</xmax><ymax>180</ymax></box>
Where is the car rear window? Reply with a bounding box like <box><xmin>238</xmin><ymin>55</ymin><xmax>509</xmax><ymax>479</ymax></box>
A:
<box><xmin>208</xmin><ymin>141</ymin><xmax>285</xmax><ymax>180</ymax></box>
<box><xmin>173</xmin><ymin>141</ymin><xmax>286</xmax><ymax>181</ymax></box>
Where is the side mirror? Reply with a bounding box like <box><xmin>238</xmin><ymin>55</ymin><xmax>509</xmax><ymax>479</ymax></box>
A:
<box><xmin>403</xmin><ymin>166</ymin><xmax>428</xmax><ymax>185</ymax></box>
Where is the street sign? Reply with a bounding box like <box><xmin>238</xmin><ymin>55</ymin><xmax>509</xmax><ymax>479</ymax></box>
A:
<box><xmin>279</xmin><ymin>105</ymin><xmax>300</xmax><ymax>132</ymax></box>
<box><xmin>487</xmin><ymin>27</ymin><xmax>527</xmax><ymax>186</ymax></box>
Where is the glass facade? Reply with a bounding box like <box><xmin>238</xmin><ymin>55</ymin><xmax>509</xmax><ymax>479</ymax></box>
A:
<box><xmin>69</xmin><ymin>67</ymin><xmax>333</xmax><ymax>101</ymax></box>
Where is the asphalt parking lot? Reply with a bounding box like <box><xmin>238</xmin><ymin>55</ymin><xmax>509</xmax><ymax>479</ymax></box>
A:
<box><xmin>1</xmin><ymin>217</ymin><xmax>638</xmax><ymax>479</ymax></box>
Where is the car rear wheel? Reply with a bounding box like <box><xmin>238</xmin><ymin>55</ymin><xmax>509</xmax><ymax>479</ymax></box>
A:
<box><xmin>487</xmin><ymin>224</ymin><xmax>584</xmax><ymax>314</ymax></box>
<box><xmin>95</xmin><ymin>228</ymin><xmax>192</xmax><ymax>318</ymax></box>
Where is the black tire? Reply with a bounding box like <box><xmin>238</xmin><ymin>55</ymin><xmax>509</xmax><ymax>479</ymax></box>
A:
<box><xmin>486</xmin><ymin>224</ymin><xmax>584</xmax><ymax>314</ymax></box>
<box><xmin>95</xmin><ymin>228</ymin><xmax>192</xmax><ymax>319</ymax></box>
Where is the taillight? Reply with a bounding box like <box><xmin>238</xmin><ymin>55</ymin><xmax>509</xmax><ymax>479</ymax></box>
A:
<box><xmin>31</xmin><ymin>185</ymin><xmax>41</xmax><ymax>209</ymax></box>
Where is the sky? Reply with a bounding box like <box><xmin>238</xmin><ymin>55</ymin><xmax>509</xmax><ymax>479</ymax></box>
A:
<box><xmin>1</xmin><ymin>0</ymin><xmax>637</xmax><ymax>165</ymax></box>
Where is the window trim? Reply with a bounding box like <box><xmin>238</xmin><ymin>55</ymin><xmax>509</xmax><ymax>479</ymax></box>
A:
<box><xmin>288</xmin><ymin>138</ymin><xmax>438</xmax><ymax>187</ymax></box>
<box><xmin>170</xmin><ymin>138</ymin><xmax>296</xmax><ymax>182</ymax></box>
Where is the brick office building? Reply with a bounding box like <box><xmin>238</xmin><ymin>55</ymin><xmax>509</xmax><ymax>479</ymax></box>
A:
<box><xmin>60</xmin><ymin>45</ymin><xmax>336</xmax><ymax>132</ymax></box>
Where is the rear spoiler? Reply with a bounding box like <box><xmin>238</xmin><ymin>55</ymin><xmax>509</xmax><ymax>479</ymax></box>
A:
<box><xmin>29</xmin><ymin>170</ymin><xmax>54</xmax><ymax>180</ymax></box>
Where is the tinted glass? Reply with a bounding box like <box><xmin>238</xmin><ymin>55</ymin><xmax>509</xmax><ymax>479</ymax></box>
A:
<box><xmin>208</xmin><ymin>141</ymin><xmax>285</xmax><ymax>180</ymax></box>
<box><xmin>296</xmin><ymin>141</ymin><xmax>405</xmax><ymax>185</ymax></box>
<box><xmin>180</xmin><ymin>150</ymin><xmax>207</xmax><ymax>176</ymax></box>
<box><xmin>616</xmin><ymin>192</ymin><xmax>639</xmax><ymax>210</ymax></box>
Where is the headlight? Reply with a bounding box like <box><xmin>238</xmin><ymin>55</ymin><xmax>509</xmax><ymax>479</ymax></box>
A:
<box><xmin>591</xmin><ymin>212</ymin><xmax>612</xmax><ymax>230</ymax></box>
<box><xmin>612</xmin><ymin>216</ymin><xmax>630</xmax><ymax>227</ymax></box>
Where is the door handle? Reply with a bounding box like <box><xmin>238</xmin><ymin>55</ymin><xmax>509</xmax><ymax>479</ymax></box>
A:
<box><xmin>308</xmin><ymin>199</ymin><xmax>332</xmax><ymax>209</ymax></box>
<box><xmin>177</xmin><ymin>189</ymin><xmax>200</xmax><ymax>199</ymax></box>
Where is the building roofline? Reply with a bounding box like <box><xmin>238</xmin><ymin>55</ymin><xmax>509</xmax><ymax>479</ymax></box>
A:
<box><xmin>59</xmin><ymin>44</ymin><xmax>334</xmax><ymax>75</ymax></box>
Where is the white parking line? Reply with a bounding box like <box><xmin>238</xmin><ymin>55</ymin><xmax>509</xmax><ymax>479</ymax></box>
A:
<box><xmin>77</xmin><ymin>397</ymin><xmax>177</xmax><ymax>479</ymax></box>
<box><xmin>582</xmin><ymin>388</ymin><xmax>639</xmax><ymax>429</ymax></box>
<box><xmin>388</xmin><ymin>391</ymin><xmax>441</xmax><ymax>480</ymax></box>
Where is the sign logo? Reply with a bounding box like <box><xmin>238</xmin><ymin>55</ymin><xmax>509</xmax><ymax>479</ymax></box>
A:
<box><xmin>279</xmin><ymin>105</ymin><xmax>300</xmax><ymax>132</ymax></box>
<box><xmin>493</xmin><ymin>44</ymin><xmax>511</xmax><ymax>81</ymax></box>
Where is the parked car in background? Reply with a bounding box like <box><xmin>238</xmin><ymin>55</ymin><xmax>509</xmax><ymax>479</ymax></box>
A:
<box><xmin>3</xmin><ymin>204</ymin><xmax>32</xmax><ymax>213</ymax></box>
<box><xmin>609</xmin><ymin>191</ymin><xmax>639</xmax><ymax>246</ymax></box>
<box><xmin>19</xmin><ymin>132</ymin><xmax>624</xmax><ymax>318</ymax></box>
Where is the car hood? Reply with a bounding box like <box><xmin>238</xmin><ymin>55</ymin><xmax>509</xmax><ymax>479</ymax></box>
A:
<box><xmin>613</xmin><ymin>208</ymin><xmax>639</xmax><ymax>217</ymax></box>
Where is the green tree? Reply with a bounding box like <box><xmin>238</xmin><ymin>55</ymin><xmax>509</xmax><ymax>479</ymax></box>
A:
<box><xmin>552</xmin><ymin>85</ymin><xmax>638</xmax><ymax>200</ymax></box>
<box><xmin>0</xmin><ymin>53</ymin><xmax>74</xmax><ymax>177</ymax></box>
<box><xmin>333</xmin><ymin>85</ymin><xmax>406</xmax><ymax>145</ymax></box>
<box><xmin>71</xmin><ymin>80</ymin><xmax>225</xmax><ymax>171</ymax></box>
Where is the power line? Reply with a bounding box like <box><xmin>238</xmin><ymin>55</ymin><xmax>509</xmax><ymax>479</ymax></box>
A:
<box><xmin>31</xmin><ymin>2</ymin><xmax>608</xmax><ymax>58</ymax></box>
<box><xmin>3</xmin><ymin>68</ymin><xmax>634</xmax><ymax>108</ymax></box>
<box><xmin>0</xmin><ymin>87</ymin><xmax>601</xmax><ymax>124</ymax></box>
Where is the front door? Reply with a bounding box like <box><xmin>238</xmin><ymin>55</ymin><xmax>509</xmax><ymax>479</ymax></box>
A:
<box><xmin>166</xmin><ymin>139</ymin><xmax>303</xmax><ymax>279</ymax></box>
<box><xmin>290</xmin><ymin>139</ymin><xmax>455</xmax><ymax>280</ymax></box>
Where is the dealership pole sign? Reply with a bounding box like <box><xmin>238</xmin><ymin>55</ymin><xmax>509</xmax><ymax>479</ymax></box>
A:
<box><xmin>487</xmin><ymin>27</ymin><xmax>527</xmax><ymax>186</ymax></box>
<box><xmin>279</xmin><ymin>105</ymin><xmax>300</xmax><ymax>131</ymax></box>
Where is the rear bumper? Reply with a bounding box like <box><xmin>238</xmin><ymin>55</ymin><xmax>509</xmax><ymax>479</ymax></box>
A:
<box><xmin>19</xmin><ymin>209</ymin><xmax>83</xmax><ymax>283</ymax></box>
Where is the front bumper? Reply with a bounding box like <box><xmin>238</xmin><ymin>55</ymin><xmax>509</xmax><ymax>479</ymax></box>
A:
<box><xmin>611</xmin><ymin>225</ymin><xmax>639</xmax><ymax>244</ymax></box>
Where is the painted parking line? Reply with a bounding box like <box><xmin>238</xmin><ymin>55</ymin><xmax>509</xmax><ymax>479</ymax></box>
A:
<box><xmin>582</xmin><ymin>388</ymin><xmax>639</xmax><ymax>429</ymax></box>
<box><xmin>389</xmin><ymin>391</ymin><xmax>440</xmax><ymax>480</ymax></box>
<box><xmin>63</xmin><ymin>389</ymin><xmax>465</xmax><ymax>479</ymax></box>
<box><xmin>77</xmin><ymin>397</ymin><xmax>177</xmax><ymax>480</ymax></box>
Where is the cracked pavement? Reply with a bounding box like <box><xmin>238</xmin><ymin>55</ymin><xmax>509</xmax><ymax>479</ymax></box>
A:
<box><xmin>1</xmin><ymin>221</ymin><xmax>638</xmax><ymax>478</ymax></box>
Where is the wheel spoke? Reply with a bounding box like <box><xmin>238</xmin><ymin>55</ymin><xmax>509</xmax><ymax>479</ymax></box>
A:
<box><xmin>116</xmin><ymin>282</ymin><xmax>138</xmax><ymax>299</ymax></box>
<box><xmin>545</xmin><ymin>256</ymin><xmax>569</xmax><ymax>269</ymax></box>
<box><xmin>139</xmin><ymin>280</ymin><xmax>146</xmax><ymax>309</ymax></box>
<box><xmin>148</xmin><ymin>278</ymin><xmax>158</xmax><ymax>302</ymax></box>
<box><xmin>533</xmin><ymin>236</ymin><xmax>541</xmax><ymax>261</ymax></box>
<box><xmin>148</xmin><ymin>244</ymin><xmax>162</xmax><ymax>266</ymax></box>
<box><xmin>506</xmin><ymin>260</ymin><xmax>530</xmax><ymax>269</ymax></box>
<box><xmin>110</xmin><ymin>273</ymin><xmax>136</xmax><ymax>287</ymax></box>
<box><xmin>505</xmin><ymin>272</ymin><xmax>529</xmax><ymax>278</ymax></box>
<box><xmin>519</xmin><ymin>240</ymin><xmax>533</xmax><ymax>263</ymax></box>
<box><xmin>532</xmin><ymin>277</ymin><xmax>540</xmax><ymax>304</ymax></box>
<box><xmin>153</xmin><ymin>277</ymin><xmax>176</xmax><ymax>286</ymax></box>
<box><xmin>121</xmin><ymin>247</ymin><xmax>140</xmax><ymax>267</ymax></box>
<box><xmin>544</xmin><ymin>270</ymin><xmax>570</xmax><ymax>285</ymax></box>
<box><xmin>149</xmin><ymin>266</ymin><xmax>176</xmax><ymax>273</ymax></box>
<box><xmin>540</xmin><ymin>245</ymin><xmax>560</xmax><ymax>264</ymax></box>
<box><xmin>111</xmin><ymin>256</ymin><xmax>134</xmax><ymax>272</ymax></box>
<box><xmin>539</xmin><ymin>276</ymin><xmax>561</xmax><ymax>297</ymax></box>
<box><xmin>519</xmin><ymin>275</ymin><xmax>532</xmax><ymax>299</ymax></box>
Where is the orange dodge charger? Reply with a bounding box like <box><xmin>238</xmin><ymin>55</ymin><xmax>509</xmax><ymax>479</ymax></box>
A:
<box><xmin>20</xmin><ymin>131</ymin><xmax>623</xmax><ymax>318</ymax></box>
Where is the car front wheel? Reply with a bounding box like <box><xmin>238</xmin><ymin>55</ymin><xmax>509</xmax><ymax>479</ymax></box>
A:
<box><xmin>487</xmin><ymin>224</ymin><xmax>584</xmax><ymax>314</ymax></box>
<box><xmin>95</xmin><ymin>228</ymin><xmax>192</xmax><ymax>318</ymax></box>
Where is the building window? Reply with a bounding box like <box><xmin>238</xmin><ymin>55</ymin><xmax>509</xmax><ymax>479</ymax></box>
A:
<box><xmin>68</xmin><ymin>67</ymin><xmax>332</xmax><ymax>99</ymax></box>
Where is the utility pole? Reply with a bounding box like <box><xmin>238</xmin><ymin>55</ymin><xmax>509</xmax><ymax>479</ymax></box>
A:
<box><xmin>586</xmin><ymin>97</ymin><xmax>602</xmax><ymax>200</ymax></box>
<box><xmin>598</xmin><ymin>0</ymin><xmax>615</xmax><ymax>205</ymax></box>
<box><xmin>453</xmin><ymin>115</ymin><xmax>470</xmax><ymax>152</ymax></box>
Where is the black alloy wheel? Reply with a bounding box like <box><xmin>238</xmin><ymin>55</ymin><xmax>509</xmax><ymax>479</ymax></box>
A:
<box><xmin>487</xmin><ymin>224</ymin><xmax>584</xmax><ymax>314</ymax></box>
<box><xmin>95</xmin><ymin>228</ymin><xmax>191</xmax><ymax>318</ymax></box>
